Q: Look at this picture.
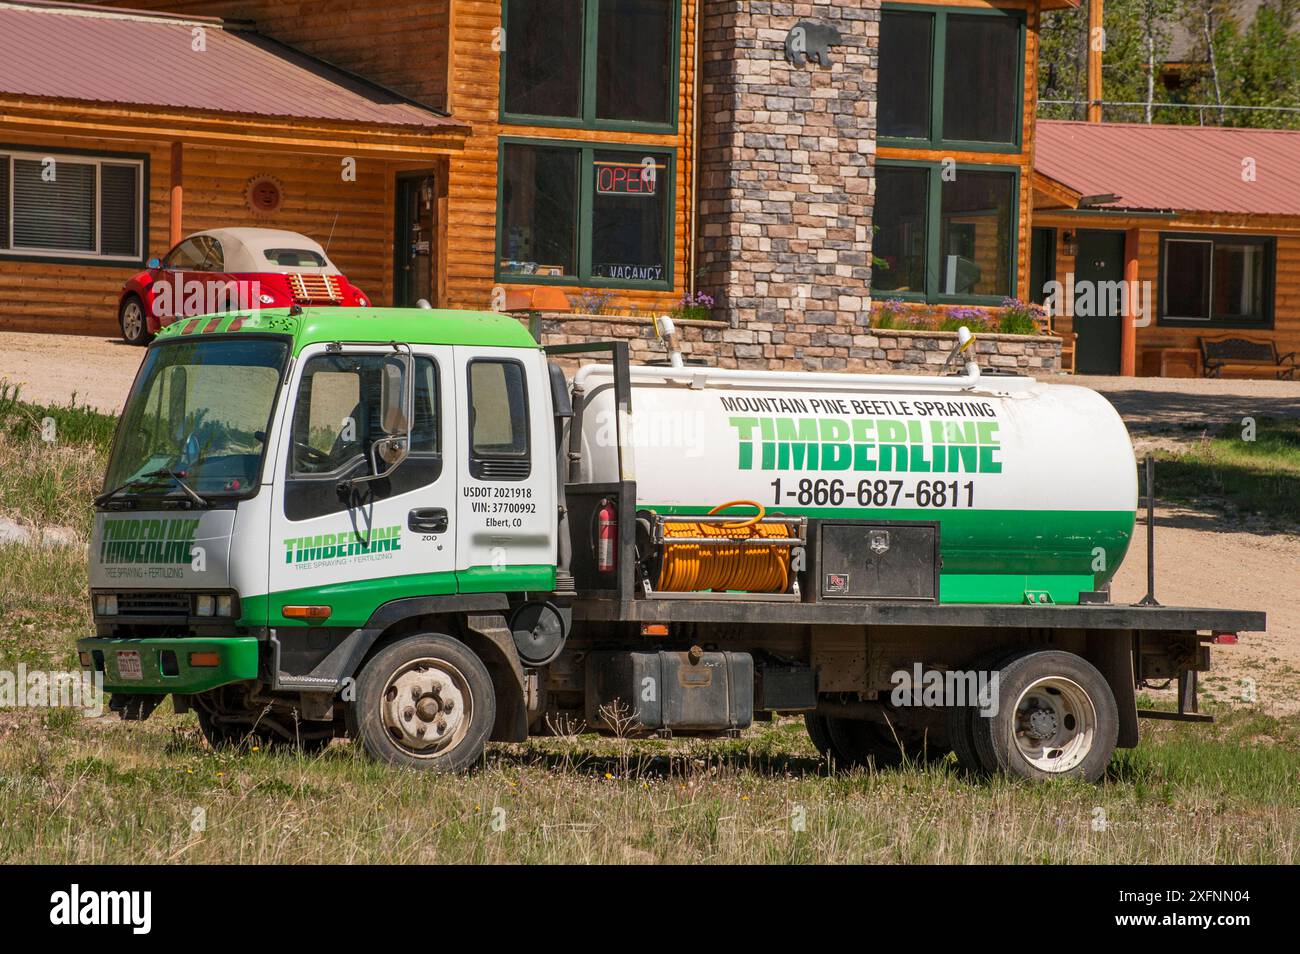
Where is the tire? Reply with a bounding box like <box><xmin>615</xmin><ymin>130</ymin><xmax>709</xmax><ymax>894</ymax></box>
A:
<box><xmin>804</xmin><ymin>713</ymin><xmax>833</xmax><ymax>759</ymax></box>
<box><xmin>825</xmin><ymin>715</ymin><xmax>925</xmax><ymax>769</ymax></box>
<box><xmin>194</xmin><ymin>698</ymin><xmax>333</xmax><ymax>753</ymax></box>
<box><xmin>946</xmin><ymin>650</ymin><xmax>1012</xmax><ymax>776</ymax></box>
<box><xmin>119</xmin><ymin>294</ymin><xmax>152</xmax><ymax>346</ymax></box>
<box><xmin>352</xmin><ymin>633</ymin><xmax>495</xmax><ymax>772</ymax></box>
<box><xmin>971</xmin><ymin>650</ymin><xmax>1119</xmax><ymax>783</ymax></box>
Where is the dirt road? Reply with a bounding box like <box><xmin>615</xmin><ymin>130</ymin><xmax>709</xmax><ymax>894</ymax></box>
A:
<box><xmin>0</xmin><ymin>332</ymin><xmax>142</xmax><ymax>412</ymax></box>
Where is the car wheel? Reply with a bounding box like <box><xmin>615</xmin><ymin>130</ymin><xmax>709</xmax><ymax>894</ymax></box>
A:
<box><xmin>119</xmin><ymin>294</ymin><xmax>151</xmax><ymax>346</ymax></box>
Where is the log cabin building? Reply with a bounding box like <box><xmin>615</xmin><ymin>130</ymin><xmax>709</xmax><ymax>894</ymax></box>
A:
<box><xmin>1033</xmin><ymin>120</ymin><xmax>1300</xmax><ymax>378</ymax></box>
<box><xmin>42</xmin><ymin>0</ymin><xmax>1300</xmax><ymax>380</ymax></box>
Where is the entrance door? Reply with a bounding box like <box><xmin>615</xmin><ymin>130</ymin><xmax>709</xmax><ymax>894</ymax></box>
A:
<box><xmin>1073</xmin><ymin>230</ymin><xmax>1125</xmax><ymax>375</ymax></box>
<box><xmin>395</xmin><ymin>172</ymin><xmax>438</xmax><ymax>307</ymax></box>
<box><xmin>268</xmin><ymin>343</ymin><xmax>457</xmax><ymax>629</ymax></box>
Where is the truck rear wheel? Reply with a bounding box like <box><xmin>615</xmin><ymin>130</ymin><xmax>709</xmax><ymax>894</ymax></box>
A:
<box><xmin>804</xmin><ymin>713</ymin><xmax>834</xmax><ymax>759</ymax></box>
<box><xmin>972</xmin><ymin>650</ymin><xmax>1119</xmax><ymax>783</ymax></box>
<box><xmin>946</xmin><ymin>650</ymin><xmax>1013</xmax><ymax>776</ymax></box>
<box><xmin>352</xmin><ymin>633</ymin><xmax>495</xmax><ymax>772</ymax></box>
<box><xmin>824</xmin><ymin>715</ymin><xmax>929</xmax><ymax>769</ymax></box>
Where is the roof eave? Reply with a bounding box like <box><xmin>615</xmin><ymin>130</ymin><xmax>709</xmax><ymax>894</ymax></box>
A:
<box><xmin>1031</xmin><ymin>170</ymin><xmax>1083</xmax><ymax>211</ymax></box>
<box><xmin>0</xmin><ymin>94</ymin><xmax>470</xmax><ymax>157</ymax></box>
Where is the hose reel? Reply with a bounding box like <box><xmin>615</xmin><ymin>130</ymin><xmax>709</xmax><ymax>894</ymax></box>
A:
<box><xmin>650</xmin><ymin>501</ymin><xmax>805</xmax><ymax>598</ymax></box>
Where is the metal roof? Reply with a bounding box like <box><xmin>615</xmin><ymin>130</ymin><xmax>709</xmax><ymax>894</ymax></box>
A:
<box><xmin>0</xmin><ymin>0</ymin><xmax>463</xmax><ymax>129</ymax></box>
<box><xmin>1036</xmin><ymin>119</ymin><xmax>1300</xmax><ymax>217</ymax></box>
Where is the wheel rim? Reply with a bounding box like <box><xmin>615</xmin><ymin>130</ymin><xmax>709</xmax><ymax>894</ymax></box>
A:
<box><xmin>1010</xmin><ymin>676</ymin><xmax>1096</xmax><ymax>773</ymax></box>
<box><xmin>122</xmin><ymin>301</ymin><xmax>144</xmax><ymax>340</ymax></box>
<box><xmin>380</xmin><ymin>657</ymin><xmax>473</xmax><ymax>758</ymax></box>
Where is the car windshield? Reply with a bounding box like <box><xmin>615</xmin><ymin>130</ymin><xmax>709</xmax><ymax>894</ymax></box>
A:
<box><xmin>264</xmin><ymin>248</ymin><xmax>328</xmax><ymax>268</ymax></box>
<box><xmin>102</xmin><ymin>337</ymin><xmax>289</xmax><ymax>501</ymax></box>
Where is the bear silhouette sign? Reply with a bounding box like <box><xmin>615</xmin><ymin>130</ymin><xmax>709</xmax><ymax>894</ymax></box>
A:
<box><xmin>784</xmin><ymin>20</ymin><xmax>843</xmax><ymax>67</ymax></box>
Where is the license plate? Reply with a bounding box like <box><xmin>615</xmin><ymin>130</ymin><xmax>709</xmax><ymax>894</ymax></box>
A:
<box><xmin>116</xmin><ymin>651</ymin><xmax>143</xmax><ymax>681</ymax></box>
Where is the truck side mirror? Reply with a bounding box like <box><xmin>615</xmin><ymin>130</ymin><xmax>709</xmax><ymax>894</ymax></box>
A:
<box><xmin>348</xmin><ymin>344</ymin><xmax>414</xmax><ymax>488</ymax></box>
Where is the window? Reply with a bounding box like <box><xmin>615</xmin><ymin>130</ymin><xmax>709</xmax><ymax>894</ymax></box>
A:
<box><xmin>500</xmin><ymin>145</ymin><xmax>580</xmax><ymax>278</ymax></box>
<box><xmin>265</xmin><ymin>248</ymin><xmax>329</xmax><ymax>268</ymax></box>
<box><xmin>163</xmin><ymin>238</ymin><xmax>212</xmax><ymax>271</ymax></box>
<box><xmin>874</xmin><ymin>162</ymin><xmax>1018</xmax><ymax>303</ymax></box>
<box><xmin>878</xmin><ymin>6</ymin><xmax>1024</xmax><ymax>149</ymax></box>
<box><xmin>0</xmin><ymin>149</ymin><xmax>145</xmax><ymax>262</ymax></box>
<box><xmin>468</xmin><ymin>360</ymin><xmax>530</xmax><ymax>481</ymax></box>
<box><xmin>939</xmin><ymin>170</ymin><xmax>1014</xmax><ymax>297</ymax></box>
<box><xmin>290</xmin><ymin>354</ymin><xmax>440</xmax><ymax>477</ymax></box>
<box><xmin>498</xmin><ymin>140</ymin><xmax>672</xmax><ymax>287</ymax></box>
<box><xmin>501</xmin><ymin>0</ymin><xmax>678</xmax><ymax>130</ymax></box>
<box><xmin>285</xmin><ymin>352</ymin><xmax>442</xmax><ymax>520</ymax></box>
<box><xmin>502</xmin><ymin>0</ymin><xmax>584</xmax><ymax>120</ymax></box>
<box><xmin>879</xmin><ymin>12</ymin><xmax>932</xmax><ymax>140</ymax></box>
<box><xmin>874</xmin><ymin>166</ymin><xmax>929</xmax><ymax>294</ymax></box>
<box><xmin>1160</xmin><ymin>234</ymin><xmax>1275</xmax><ymax>327</ymax></box>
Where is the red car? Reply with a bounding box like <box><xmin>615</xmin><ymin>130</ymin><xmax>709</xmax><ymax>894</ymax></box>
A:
<box><xmin>118</xmin><ymin>227</ymin><xmax>370</xmax><ymax>345</ymax></box>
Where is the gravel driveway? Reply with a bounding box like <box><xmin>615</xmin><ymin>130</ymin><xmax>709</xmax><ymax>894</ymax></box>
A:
<box><xmin>0</xmin><ymin>332</ymin><xmax>143</xmax><ymax>412</ymax></box>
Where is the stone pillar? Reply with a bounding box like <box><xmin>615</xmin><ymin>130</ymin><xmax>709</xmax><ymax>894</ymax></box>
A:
<box><xmin>696</xmin><ymin>1</ymin><xmax>879</xmax><ymax>370</ymax></box>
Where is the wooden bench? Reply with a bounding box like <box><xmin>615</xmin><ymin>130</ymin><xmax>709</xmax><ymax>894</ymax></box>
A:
<box><xmin>1199</xmin><ymin>336</ymin><xmax>1297</xmax><ymax>380</ymax></box>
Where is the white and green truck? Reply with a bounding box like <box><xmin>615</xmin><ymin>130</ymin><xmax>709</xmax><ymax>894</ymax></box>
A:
<box><xmin>80</xmin><ymin>307</ymin><xmax>1264</xmax><ymax>779</ymax></box>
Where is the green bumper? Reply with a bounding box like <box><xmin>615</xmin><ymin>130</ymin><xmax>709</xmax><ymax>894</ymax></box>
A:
<box><xmin>77</xmin><ymin>636</ymin><xmax>260</xmax><ymax>694</ymax></box>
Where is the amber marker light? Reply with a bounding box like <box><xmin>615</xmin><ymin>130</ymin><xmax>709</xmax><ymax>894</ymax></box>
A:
<box><xmin>282</xmin><ymin>605</ymin><xmax>332</xmax><ymax>621</ymax></box>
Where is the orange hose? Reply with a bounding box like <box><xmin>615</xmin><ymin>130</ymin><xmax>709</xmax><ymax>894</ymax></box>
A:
<box><xmin>656</xmin><ymin>501</ymin><xmax>794</xmax><ymax>594</ymax></box>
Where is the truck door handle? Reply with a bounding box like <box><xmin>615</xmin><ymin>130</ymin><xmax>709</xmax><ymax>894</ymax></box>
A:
<box><xmin>408</xmin><ymin>507</ymin><xmax>448</xmax><ymax>534</ymax></box>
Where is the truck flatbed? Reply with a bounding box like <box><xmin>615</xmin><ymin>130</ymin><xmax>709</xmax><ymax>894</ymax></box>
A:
<box><xmin>573</xmin><ymin>598</ymin><xmax>1265</xmax><ymax>633</ymax></box>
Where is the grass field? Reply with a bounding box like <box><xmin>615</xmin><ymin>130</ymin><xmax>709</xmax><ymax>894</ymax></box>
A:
<box><xmin>1152</xmin><ymin>416</ymin><xmax>1300</xmax><ymax>527</ymax></box>
<box><xmin>0</xmin><ymin>386</ymin><xmax>1297</xmax><ymax>864</ymax></box>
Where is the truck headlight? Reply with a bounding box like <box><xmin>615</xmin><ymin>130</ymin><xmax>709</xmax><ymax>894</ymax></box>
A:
<box><xmin>94</xmin><ymin>594</ymin><xmax>118</xmax><ymax>616</ymax></box>
<box><xmin>194</xmin><ymin>594</ymin><xmax>235</xmax><ymax>617</ymax></box>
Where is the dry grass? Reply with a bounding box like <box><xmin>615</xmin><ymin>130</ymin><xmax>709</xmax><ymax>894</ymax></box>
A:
<box><xmin>0</xmin><ymin>709</ymin><xmax>1297</xmax><ymax>864</ymax></box>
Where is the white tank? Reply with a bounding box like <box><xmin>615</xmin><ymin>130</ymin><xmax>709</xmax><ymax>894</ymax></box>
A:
<box><xmin>571</xmin><ymin>364</ymin><xmax>1137</xmax><ymax>605</ymax></box>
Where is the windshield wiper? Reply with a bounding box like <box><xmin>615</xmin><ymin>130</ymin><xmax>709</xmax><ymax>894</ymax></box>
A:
<box><xmin>95</xmin><ymin>467</ymin><xmax>210</xmax><ymax>507</ymax></box>
<box><xmin>142</xmin><ymin>466</ymin><xmax>210</xmax><ymax>507</ymax></box>
<box><xmin>94</xmin><ymin>475</ymin><xmax>163</xmax><ymax>507</ymax></box>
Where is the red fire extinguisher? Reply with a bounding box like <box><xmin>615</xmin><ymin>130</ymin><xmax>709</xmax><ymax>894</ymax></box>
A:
<box><xmin>596</xmin><ymin>499</ymin><xmax>617</xmax><ymax>574</ymax></box>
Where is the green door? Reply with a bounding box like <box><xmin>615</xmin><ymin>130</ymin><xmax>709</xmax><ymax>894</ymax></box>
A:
<box><xmin>1073</xmin><ymin>230</ymin><xmax>1125</xmax><ymax>375</ymax></box>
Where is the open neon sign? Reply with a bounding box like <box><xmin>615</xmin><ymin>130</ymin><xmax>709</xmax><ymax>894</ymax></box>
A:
<box><xmin>595</xmin><ymin>161</ymin><xmax>658</xmax><ymax>196</ymax></box>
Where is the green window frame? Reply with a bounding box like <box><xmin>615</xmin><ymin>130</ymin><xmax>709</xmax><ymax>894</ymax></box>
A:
<box><xmin>874</xmin><ymin>159</ymin><xmax>1020</xmax><ymax>305</ymax></box>
<box><xmin>495</xmin><ymin>137</ymin><xmax>675</xmax><ymax>290</ymax></box>
<box><xmin>1157</xmin><ymin>232</ymin><xmax>1276</xmax><ymax>330</ymax></box>
<box><xmin>499</xmin><ymin>0</ymin><xmax>681</xmax><ymax>134</ymax></box>
<box><xmin>878</xmin><ymin>4</ymin><xmax>1026</xmax><ymax>153</ymax></box>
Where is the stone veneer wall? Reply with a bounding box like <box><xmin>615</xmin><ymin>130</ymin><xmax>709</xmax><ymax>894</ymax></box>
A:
<box><xmin>690</xmin><ymin>0</ymin><xmax>881</xmax><ymax>370</ymax></box>
<box><xmin>533</xmin><ymin>316</ymin><xmax>1063</xmax><ymax>375</ymax></box>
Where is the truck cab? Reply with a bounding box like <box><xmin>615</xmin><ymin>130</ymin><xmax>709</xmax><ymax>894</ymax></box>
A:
<box><xmin>82</xmin><ymin>308</ymin><xmax>559</xmax><ymax>768</ymax></box>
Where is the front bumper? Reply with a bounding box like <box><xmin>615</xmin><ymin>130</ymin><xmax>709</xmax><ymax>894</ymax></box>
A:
<box><xmin>77</xmin><ymin>636</ymin><xmax>260</xmax><ymax>694</ymax></box>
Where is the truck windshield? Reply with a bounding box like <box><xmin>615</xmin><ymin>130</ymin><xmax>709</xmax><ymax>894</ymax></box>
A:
<box><xmin>102</xmin><ymin>337</ymin><xmax>289</xmax><ymax>502</ymax></box>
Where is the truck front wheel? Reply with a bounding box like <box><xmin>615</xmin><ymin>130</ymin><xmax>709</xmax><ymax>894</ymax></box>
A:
<box><xmin>972</xmin><ymin>650</ymin><xmax>1119</xmax><ymax>783</ymax></box>
<box><xmin>352</xmin><ymin>633</ymin><xmax>496</xmax><ymax>772</ymax></box>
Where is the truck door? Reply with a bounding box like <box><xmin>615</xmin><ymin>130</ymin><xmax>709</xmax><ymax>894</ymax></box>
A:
<box><xmin>453</xmin><ymin>347</ymin><xmax>556</xmax><ymax>594</ymax></box>
<box><xmin>266</xmin><ymin>343</ymin><xmax>457</xmax><ymax>629</ymax></box>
